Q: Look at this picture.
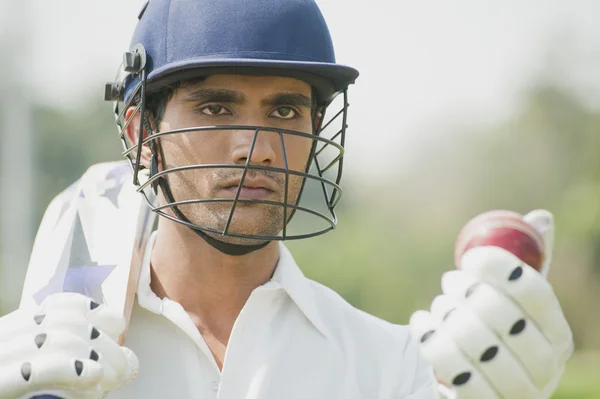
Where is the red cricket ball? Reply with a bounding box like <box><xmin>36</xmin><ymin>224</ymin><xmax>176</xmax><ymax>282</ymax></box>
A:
<box><xmin>454</xmin><ymin>210</ymin><xmax>546</xmax><ymax>272</ymax></box>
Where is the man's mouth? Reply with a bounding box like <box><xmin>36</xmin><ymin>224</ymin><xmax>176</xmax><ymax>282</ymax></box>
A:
<box><xmin>220</xmin><ymin>177</ymin><xmax>278</xmax><ymax>201</ymax></box>
<box><xmin>223</xmin><ymin>186</ymin><xmax>274</xmax><ymax>200</ymax></box>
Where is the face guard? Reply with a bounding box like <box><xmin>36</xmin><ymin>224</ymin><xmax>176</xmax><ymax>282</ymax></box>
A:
<box><xmin>105</xmin><ymin>45</ymin><xmax>351</xmax><ymax>254</ymax></box>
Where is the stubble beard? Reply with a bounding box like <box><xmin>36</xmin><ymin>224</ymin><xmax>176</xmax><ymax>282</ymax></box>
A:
<box><xmin>169</xmin><ymin>168</ymin><xmax>305</xmax><ymax>246</ymax></box>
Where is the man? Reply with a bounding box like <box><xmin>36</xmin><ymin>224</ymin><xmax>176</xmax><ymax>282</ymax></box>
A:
<box><xmin>0</xmin><ymin>0</ymin><xmax>573</xmax><ymax>398</ymax></box>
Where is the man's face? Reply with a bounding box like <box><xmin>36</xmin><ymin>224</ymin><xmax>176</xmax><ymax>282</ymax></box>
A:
<box><xmin>155</xmin><ymin>74</ymin><xmax>315</xmax><ymax>244</ymax></box>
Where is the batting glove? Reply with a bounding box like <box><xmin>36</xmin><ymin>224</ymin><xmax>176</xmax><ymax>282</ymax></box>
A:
<box><xmin>0</xmin><ymin>292</ymin><xmax>138</xmax><ymax>399</ymax></box>
<box><xmin>409</xmin><ymin>210</ymin><xmax>574</xmax><ymax>399</ymax></box>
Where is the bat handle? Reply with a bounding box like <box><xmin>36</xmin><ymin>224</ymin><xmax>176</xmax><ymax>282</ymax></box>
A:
<box><xmin>30</xmin><ymin>395</ymin><xmax>65</xmax><ymax>398</ymax></box>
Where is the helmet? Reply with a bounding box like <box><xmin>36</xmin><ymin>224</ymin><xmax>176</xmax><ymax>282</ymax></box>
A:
<box><xmin>105</xmin><ymin>0</ymin><xmax>359</xmax><ymax>255</ymax></box>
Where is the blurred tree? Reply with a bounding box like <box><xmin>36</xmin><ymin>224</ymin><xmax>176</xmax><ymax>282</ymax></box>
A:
<box><xmin>292</xmin><ymin>80</ymin><xmax>600</xmax><ymax>351</ymax></box>
<box><xmin>32</xmin><ymin>100</ymin><xmax>121</xmax><ymax>229</ymax></box>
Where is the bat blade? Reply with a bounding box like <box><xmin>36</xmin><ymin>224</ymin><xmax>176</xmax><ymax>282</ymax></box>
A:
<box><xmin>19</xmin><ymin>161</ymin><xmax>157</xmax><ymax>397</ymax></box>
<box><xmin>118</xmin><ymin>174</ymin><xmax>157</xmax><ymax>344</ymax></box>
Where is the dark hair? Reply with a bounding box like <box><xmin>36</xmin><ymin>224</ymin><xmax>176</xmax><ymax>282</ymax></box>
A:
<box><xmin>144</xmin><ymin>77</ymin><xmax>320</xmax><ymax>130</ymax></box>
<box><xmin>144</xmin><ymin>77</ymin><xmax>207</xmax><ymax>128</ymax></box>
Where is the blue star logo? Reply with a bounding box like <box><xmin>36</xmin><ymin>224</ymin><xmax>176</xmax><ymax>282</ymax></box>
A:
<box><xmin>100</xmin><ymin>163</ymin><xmax>132</xmax><ymax>208</ymax></box>
<box><xmin>34</xmin><ymin>213</ymin><xmax>116</xmax><ymax>304</ymax></box>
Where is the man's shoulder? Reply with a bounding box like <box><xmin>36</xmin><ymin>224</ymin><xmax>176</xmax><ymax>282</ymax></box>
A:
<box><xmin>305</xmin><ymin>279</ymin><xmax>437</xmax><ymax>397</ymax></box>
<box><xmin>306</xmin><ymin>278</ymin><xmax>411</xmax><ymax>350</ymax></box>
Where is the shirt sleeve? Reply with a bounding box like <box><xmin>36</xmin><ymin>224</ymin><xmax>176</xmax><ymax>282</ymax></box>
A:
<box><xmin>390</xmin><ymin>325</ymin><xmax>439</xmax><ymax>399</ymax></box>
<box><xmin>402</xmin><ymin>343</ymin><xmax>438</xmax><ymax>399</ymax></box>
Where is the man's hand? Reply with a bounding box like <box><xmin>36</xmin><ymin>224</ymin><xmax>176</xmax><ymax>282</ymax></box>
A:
<box><xmin>0</xmin><ymin>293</ymin><xmax>138</xmax><ymax>399</ymax></box>
<box><xmin>409</xmin><ymin>210</ymin><xmax>573</xmax><ymax>399</ymax></box>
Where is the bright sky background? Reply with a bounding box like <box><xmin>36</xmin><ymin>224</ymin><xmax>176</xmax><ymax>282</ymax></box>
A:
<box><xmin>2</xmin><ymin>0</ymin><xmax>600</xmax><ymax>179</ymax></box>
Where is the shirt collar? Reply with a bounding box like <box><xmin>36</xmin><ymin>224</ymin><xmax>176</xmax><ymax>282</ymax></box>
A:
<box><xmin>270</xmin><ymin>242</ymin><xmax>330</xmax><ymax>338</ymax></box>
<box><xmin>136</xmin><ymin>232</ymin><xmax>330</xmax><ymax>338</ymax></box>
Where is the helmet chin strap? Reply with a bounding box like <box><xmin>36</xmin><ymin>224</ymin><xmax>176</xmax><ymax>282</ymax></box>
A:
<box><xmin>156</xmin><ymin>170</ymin><xmax>271</xmax><ymax>256</ymax></box>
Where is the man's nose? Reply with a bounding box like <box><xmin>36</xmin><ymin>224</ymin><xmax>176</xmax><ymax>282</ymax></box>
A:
<box><xmin>230</xmin><ymin>128</ymin><xmax>278</xmax><ymax>166</ymax></box>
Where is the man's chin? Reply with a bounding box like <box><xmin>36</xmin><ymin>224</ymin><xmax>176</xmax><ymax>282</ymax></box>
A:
<box><xmin>198</xmin><ymin>212</ymin><xmax>282</xmax><ymax>244</ymax></box>
<box><xmin>201</xmin><ymin>229</ymin><xmax>275</xmax><ymax>246</ymax></box>
<box><xmin>180</xmin><ymin>204</ymin><xmax>285</xmax><ymax>243</ymax></box>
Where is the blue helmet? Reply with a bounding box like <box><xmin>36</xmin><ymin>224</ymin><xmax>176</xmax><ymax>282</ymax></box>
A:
<box><xmin>120</xmin><ymin>0</ymin><xmax>358</xmax><ymax>105</ymax></box>
<box><xmin>105</xmin><ymin>0</ymin><xmax>359</xmax><ymax>255</ymax></box>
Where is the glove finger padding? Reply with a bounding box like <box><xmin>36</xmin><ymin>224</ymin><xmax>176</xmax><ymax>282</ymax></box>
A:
<box><xmin>38</xmin><ymin>293</ymin><xmax>126</xmax><ymax>341</ymax></box>
<box><xmin>523</xmin><ymin>209</ymin><xmax>554</xmax><ymax>277</ymax></box>
<box><xmin>0</xmin><ymin>355</ymin><xmax>103</xmax><ymax>399</ymax></box>
<box><xmin>0</xmin><ymin>293</ymin><xmax>125</xmax><ymax>344</ymax></box>
<box><xmin>459</xmin><ymin>247</ymin><xmax>574</xmax><ymax>364</ymax></box>
<box><xmin>0</xmin><ymin>293</ymin><xmax>139</xmax><ymax>397</ymax></box>
<box><xmin>0</xmin><ymin>329</ymin><xmax>134</xmax><ymax>392</ymax></box>
<box><xmin>442</xmin><ymin>269</ymin><xmax>559</xmax><ymax>390</ymax></box>
<box><xmin>409</xmin><ymin>310</ymin><xmax>500</xmax><ymax>399</ymax></box>
<box><xmin>0</xmin><ymin>331</ymin><xmax>95</xmax><ymax>368</ymax></box>
<box><xmin>429</xmin><ymin>294</ymin><xmax>540</xmax><ymax>398</ymax></box>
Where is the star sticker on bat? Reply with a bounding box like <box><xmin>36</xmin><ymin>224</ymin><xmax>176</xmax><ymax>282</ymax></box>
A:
<box><xmin>100</xmin><ymin>184</ymin><xmax>122</xmax><ymax>208</ymax></box>
<box><xmin>52</xmin><ymin>179</ymin><xmax>83</xmax><ymax>229</ymax></box>
<box><xmin>34</xmin><ymin>212</ymin><xmax>116</xmax><ymax>305</ymax></box>
<box><xmin>100</xmin><ymin>163</ymin><xmax>132</xmax><ymax>208</ymax></box>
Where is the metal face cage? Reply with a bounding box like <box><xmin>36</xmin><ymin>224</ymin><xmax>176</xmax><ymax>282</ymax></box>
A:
<box><xmin>105</xmin><ymin>45</ymin><xmax>350</xmax><ymax>242</ymax></box>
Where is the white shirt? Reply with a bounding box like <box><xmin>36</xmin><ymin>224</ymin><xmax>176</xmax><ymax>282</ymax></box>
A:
<box><xmin>109</xmin><ymin>233</ymin><xmax>437</xmax><ymax>399</ymax></box>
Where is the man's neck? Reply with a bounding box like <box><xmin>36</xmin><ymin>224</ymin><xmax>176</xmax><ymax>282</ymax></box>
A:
<box><xmin>149</xmin><ymin>218</ymin><xmax>280</xmax><ymax>343</ymax></box>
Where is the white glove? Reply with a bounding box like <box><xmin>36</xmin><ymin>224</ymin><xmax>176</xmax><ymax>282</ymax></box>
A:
<box><xmin>409</xmin><ymin>210</ymin><xmax>574</xmax><ymax>399</ymax></box>
<box><xmin>0</xmin><ymin>293</ymin><xmax>138</xmax><ymax>399</ymax></box>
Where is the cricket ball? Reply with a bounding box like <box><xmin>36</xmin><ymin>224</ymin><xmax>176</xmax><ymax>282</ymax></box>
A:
<box><xmin>454</xmin><ymin>210</ymin><xmax>545</xmax><ymax>272</ymax></box>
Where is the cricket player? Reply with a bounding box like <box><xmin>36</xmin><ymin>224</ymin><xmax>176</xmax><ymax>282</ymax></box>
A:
<box><xmin>0</xmin><ymin>0</ymin><xmax>573</xmax><ymax>398</ymax></box>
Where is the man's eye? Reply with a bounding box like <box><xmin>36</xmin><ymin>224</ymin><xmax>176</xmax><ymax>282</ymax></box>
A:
<box><xmin>200</xmin><ymin>105</ymin><xmax>229</xmax><ymax>116</ymax></box>
<box><xmin>270</xmin><ymin>107</ymin><xmax>297</xmax><ymax>119</ymax></box>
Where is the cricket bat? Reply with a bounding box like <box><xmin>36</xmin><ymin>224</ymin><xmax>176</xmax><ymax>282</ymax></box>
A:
<box><xmin>19</xmin><ymin>161</ymin><xmax>157</xmax><ymax>398</ymax></box>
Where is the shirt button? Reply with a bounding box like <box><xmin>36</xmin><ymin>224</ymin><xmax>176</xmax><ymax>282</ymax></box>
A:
<box><xmin>211</xmin><ymin>380</ymin><xmax>220</xmax><ymax>391</ymax></box>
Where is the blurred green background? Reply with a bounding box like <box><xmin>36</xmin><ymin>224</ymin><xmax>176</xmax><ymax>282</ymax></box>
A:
<box><xmin>1</xmin><ymin>0</ymin><xmax>599</xmax><ymax>397</ymax></box>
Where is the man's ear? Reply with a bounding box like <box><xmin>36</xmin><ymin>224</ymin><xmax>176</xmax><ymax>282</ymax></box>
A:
<box><xmin>124</xmin><ymin>107</ymin><xmax>156</xmax><ymax>169</ymax></box>
<box><xmin>313</xmin><ymin>109</ymin><xmax>323</xmax><ymax>133</ymax></box>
